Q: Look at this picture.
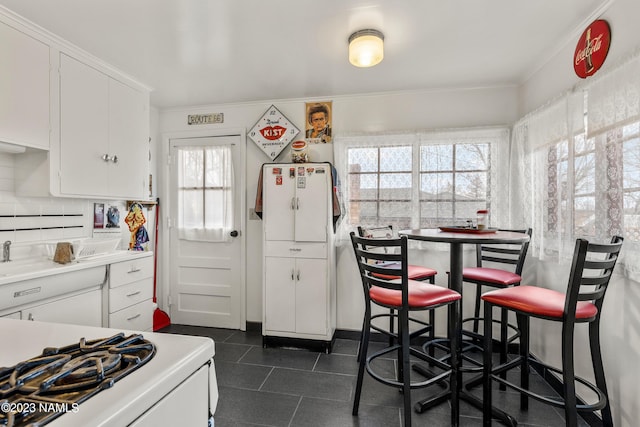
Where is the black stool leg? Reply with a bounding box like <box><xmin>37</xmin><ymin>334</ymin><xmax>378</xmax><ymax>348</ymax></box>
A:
<box><xmin>353</xmin><ymin>304</ymin><xmax>371</xmax><ymax>415</ymax></box>
<box><xmin>450</xmin><ymin>298</ymin><xmax>461</xmax><ymax>427</ymax></box>
<box><xmin>589</xmin><ymin>318</ymin><xmax>613</xmax><ymax>426</ymax></box>
<box><xmin>499</xmin><ymin>307</ymin><xmax>509</xmax><ymax>391</ymax></box>
<box><xmin>399</xmin><ymin>307</ymin><xmax>412</xmax><ymax>427</ymax></box>
<box><xmin>562</xmin><ymin>321</ymin><xmax>578</xmax><ymax>427</ymax></box>
<box><xmin>517</xmin><ymin>313</ymin><xmax>529</xmax><ymax>411</ymax></box>
<box><xmin>482</xmin><ymin>301</ymin><xmax>493</xmax><ymax>426</ymax></box>
<box><xmin>473</xmin><ymin>283</ymin><xmax>482</xmax><ymax>334</ymax></box>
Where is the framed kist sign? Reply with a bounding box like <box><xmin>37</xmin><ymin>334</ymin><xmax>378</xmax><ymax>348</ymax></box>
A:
<box><xmin>248</xmin><ymin>105</ymin><xmax>300</xmax><ymax>160</ymax></box>
<box><xmin>305</xmin><ymin>101</ymin><xmax>332</xmax><ymax>144</ymax></box>
<box><xmin>574</xmin><ymin>19</ymin><xmax>611</xmax><ymax>79</ymax></box>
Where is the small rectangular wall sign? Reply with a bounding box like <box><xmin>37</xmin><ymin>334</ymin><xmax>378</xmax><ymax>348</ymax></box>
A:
<box><xmin>187</xmin><ymin>113</ymin><xmax>224</xmax><ymax>125</ymax></box>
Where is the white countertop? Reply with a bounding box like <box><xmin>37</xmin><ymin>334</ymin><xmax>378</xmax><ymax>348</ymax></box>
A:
<box><xmin>0</xmin><ymin>318</ymin><xmax>217</xmax><ymax>426</ymax></box>
<box><xmin>0</xmin><ymin>250</ymin><xmax>152</xmax><ymax>286</ymax></box>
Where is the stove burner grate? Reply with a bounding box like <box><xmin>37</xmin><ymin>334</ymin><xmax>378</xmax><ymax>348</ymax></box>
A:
<box><xmin>0</xmin><ymin>333</ymin><xmax>156</xmax><ymax>427</ymax></box>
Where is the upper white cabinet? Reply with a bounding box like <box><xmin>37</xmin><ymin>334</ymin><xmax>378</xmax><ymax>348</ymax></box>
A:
<box><xmin>59</xmin><ymin>54</ymin><xmax>149</xmax><ymax>199</ymax></box>
<box><xmin>0</xmin><ymin>20</ymin><xmax>50</xmax><ymax>150</ymax></box>
<box><xmin>4</xmin><ymin>6</ymin><xmax>151</xmax><ymax>200</ymax></box>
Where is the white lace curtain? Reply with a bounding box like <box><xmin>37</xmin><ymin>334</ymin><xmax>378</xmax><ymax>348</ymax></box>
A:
<box><xmin>511</xmin><ymin>53</ymin><xmax>640</xmax><ymax>280</ymax></box>
<box><xmin>177</xmin><ymin>145</ymin><xmax>234</xmax><ymax>242</ymax></box>
<box><xmin>334</xmin><ymin>127</ymin><xmax>511</xmax><ymax>243</ymax></box>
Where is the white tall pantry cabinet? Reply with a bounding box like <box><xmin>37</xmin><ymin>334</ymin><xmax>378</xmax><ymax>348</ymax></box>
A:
<box><xmin>262</xmin><ymin>163</ymin><xmax>336</xmax><ymax>352</ymax></box>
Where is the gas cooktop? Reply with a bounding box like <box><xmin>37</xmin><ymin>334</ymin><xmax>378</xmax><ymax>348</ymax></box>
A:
<box><xmin>0</xmin><ymin>333</ymin><xmax>156</xmax><ymax>427</ymax></box>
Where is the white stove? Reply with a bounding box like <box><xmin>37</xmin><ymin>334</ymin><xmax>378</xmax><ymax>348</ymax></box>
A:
<box><xmin>0</xmin><ymin>319</ymin><xmax>217</xmax><ymax>426</ymax></box>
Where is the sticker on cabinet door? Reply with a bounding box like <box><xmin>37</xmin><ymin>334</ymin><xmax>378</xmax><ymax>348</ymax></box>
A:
<box><xmin>306</xmin><ymin>167</ymin><xmax>314</xmax><ymax>174</ymax></box>
<box><xmin>272</xmin><ymin>167</ymin><xmax>282</xmax><ymax>175</ymax></box>
<box><xmin>316</xmin><ymin>167</ymin><xmax>325</xmax><ymax>174</ymax></box>
<box><xmin>297</xmin><ymin>177</ymin><xmax>306</xmax><ymax>188</ymax></box>
<box><xmin>297</xmin><ymin>167</ymin><xmax>305</xmax><ymax>176</ymax></box>
<box><xmin>276</xmin><ymin>175</ymin><xmax>283</xmax><ymax>185</ymax></box>
<box><xmin>289</xmin><ymin>168</ymin><xmax>295</xmax><ymax>178</ymax></box>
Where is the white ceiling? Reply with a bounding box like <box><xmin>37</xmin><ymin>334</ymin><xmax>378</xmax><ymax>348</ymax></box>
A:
<box><xmin>0</xmin><ymin>0</ymin><xmax>609</xmax><ymax>109</ymax></box>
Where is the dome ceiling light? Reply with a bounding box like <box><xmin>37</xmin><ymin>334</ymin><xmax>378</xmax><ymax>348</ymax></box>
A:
<box><xmin>348</xmin><ymin>29</ymin><xmax>384</xmax><ymax>68</ymax></box>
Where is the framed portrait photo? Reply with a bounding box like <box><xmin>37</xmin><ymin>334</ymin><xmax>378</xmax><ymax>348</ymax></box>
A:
<box><xmin>305</xmin><ymin>101</ymin><xmax>332</xmax><ymax>144</ymax></box>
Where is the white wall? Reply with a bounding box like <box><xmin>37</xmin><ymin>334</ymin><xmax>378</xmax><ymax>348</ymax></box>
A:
<box><xmin>518</xmin><ymin>0</ymin><xmax>640</xmax><ymax>425</ymax></box>
<box><xmin>158</xmin><ymin>85</ymin><xmax>519</xmax><ymax>327</ymax></box>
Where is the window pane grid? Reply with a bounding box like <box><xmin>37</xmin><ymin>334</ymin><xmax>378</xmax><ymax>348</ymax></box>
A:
<box><xmin>346</xmin><ymin>139</ymin><xmax>495</xmax><ymax>229</ymax></box>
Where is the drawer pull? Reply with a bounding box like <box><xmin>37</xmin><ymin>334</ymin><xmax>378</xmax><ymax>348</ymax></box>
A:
<box><xmin>128</xmin><ymin>268</ymin><xmax>141</xmax><ymax>274</ymax></box>
<box><xmin>289</xmin><ymin>248</ymin><xmax>302</xmax><ymax>252</ymax></box>
<box><xmin>126</xmin><ymin>291</ymin><xmax>141</xmax><ymax>297</ymax></box>
<box><xmin>126</xmin><ymin>313</ymin><xmax>141</xmax><ymax>321</ymax></box>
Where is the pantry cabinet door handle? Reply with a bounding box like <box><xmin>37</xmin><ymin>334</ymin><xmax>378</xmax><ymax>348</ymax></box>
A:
<box><xmin>28</xmin><ymin>313</ymin><xmax>34</xmax><ymax>321</ymax></box>
<box><xmin>126</xmin><ymin>291</ymin><xmax>141</xmax><ymax>297</ymax></box>
<box><xmin>296</xmin><ymin>270</ymin><xmax>300</xmax><ymax>281</ymax></box>
<box><xmin>128</xmin><ymin>268</ymin><xmax>141</xmax><ymax>273</ymax></box>
<box><xmin>127</xmin><ymin>313</ymin><xmax>141</xmax><ymax>321</ymax></box>
<box><xmin>291</xmin><ymin>269</ymin><xmax>295</xmax><ymax>281</ymax></box>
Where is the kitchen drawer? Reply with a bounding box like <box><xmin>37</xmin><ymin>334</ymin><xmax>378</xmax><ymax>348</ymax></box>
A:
<box><xmin>110</xmin><ymin>256</ymin><xmax>153</xmax><ymax>288</ymax></box>
<box><xmin>264</xmin><ymin>241</ymin><xmax>327</xmax><ymax>258</ymax></box>
<box><xmin>109</xmin><ymin>278</ymin><xmax>153</xmax><ymax>313</ymax></box>
<box><xmin>109</xmin><ymin>299</ymin><xmax>153</xmax><ymax>331</ymax></box>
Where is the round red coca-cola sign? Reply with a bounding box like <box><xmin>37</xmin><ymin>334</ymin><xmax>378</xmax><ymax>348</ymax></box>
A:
<box><xmin>574</xmin><ymin>19</ymin><xmax>611</xmax><ymax>79</ymax></box>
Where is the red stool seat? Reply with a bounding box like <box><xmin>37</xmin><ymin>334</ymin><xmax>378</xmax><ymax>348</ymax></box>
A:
<box><xmin>370</xmin><ymin>280</ymin><xmax>461</xmax><ymax>308</ymax></box>
<box><xmin>463</xmin><ymin>267</ymin><xmax>521</xmax><ymax>286</ymax></box>
<box><xmin>481</xmin><ymin>285</ymin><xmax>598</xmax><ymax>320</ymax></box>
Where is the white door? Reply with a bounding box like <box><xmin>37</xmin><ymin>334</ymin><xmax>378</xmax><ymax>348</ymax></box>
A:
<box><xmin>168</xmin><ymin>135</ymin><xmax>244</xmax><ymax>328</ymax></box>
<box><xmin>263</xmin><ymin>164</ymin><xmax>296</xmax><ymax>241</ymax></box>
<box><xmin>264</xmin><ymin>256</ymin><xmax>296</xmax><ymax>332</ymax></box>
<box><xmin>294</xmin><ymin>258</ymin><xmax>327</xmax><ymax>335</ymax></box>
<box><xmin>294</xmin><ymin>164</ymin><xmax>329</xmax><ymax>242</ymax></box>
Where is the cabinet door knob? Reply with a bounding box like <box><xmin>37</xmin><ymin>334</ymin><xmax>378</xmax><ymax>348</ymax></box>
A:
<box><xmin>230</xmin><ymin>230</ymin><xmax>239</xmax><ymax>237</ymax></box>
<box><xmin>102</xmin><ymin>154</ymin><xmax>110</xmax><ymax>162</ymax></box>
<box><xmin>111</xmin><ymin>155</ymin><xmax>118</xmax><ymax>163</ymax></box>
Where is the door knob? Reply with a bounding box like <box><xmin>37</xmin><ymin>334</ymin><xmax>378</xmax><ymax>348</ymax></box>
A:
<box><xmin>230</xmin><ymin>230</ymin><xmax>239</xmax><ymax>237</ymax></box>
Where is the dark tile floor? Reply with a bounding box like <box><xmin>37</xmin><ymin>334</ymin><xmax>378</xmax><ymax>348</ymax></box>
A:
<box><xmin>158</xmin><ymin>325</ymin><xmax>588</xmax><ymax>427</ymax></box>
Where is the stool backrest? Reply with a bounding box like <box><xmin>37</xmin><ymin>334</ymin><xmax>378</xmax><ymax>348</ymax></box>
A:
<box><xmin>476</xmin><ymin>228</ymin><xmax>532</xmax><ymax>275</ymax></box>
<box><xmin>357</xmin><ymin>225</ymin><xmax>394</xmax><ymax>239</ymax></box>
<box><xmin>357</xmin><ymin>225</ymin><xmax>398</xmax><ymax>258</ymax></box>
<box><xmin>350</xmin><ymin>231</ymin><xmax>410</xmax><ymax>306</ymax></box>
<box><xmin>565</xmin><ymin>236</ymin><xmax>623</xmax><ymax>320</ymax></box>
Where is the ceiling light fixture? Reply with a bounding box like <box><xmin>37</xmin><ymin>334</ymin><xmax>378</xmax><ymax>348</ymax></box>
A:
<box><xmin>348</xmin><ymin>29</ymin><xmax>384</xmax><ymax>68</ymax></box>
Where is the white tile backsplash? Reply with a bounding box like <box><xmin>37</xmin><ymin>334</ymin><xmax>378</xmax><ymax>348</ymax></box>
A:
<box><xmin>0</xmin><ymin>154</ymin><xmax>123</xmax><ymax>248</ymax></box>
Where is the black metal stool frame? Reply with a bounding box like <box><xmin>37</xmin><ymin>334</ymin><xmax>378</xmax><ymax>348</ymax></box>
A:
<box><xmin>350</xmin><ymin>232</ymin><xmax>461</xmax><ymax>427</ymax></box>
<box><xmin>482</xmin><ymin>236</ymin><xmax>623</xmax><ymax>427</ymax></box>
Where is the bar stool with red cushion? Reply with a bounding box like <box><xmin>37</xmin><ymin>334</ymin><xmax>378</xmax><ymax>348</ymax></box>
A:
<box><xmin>350</xmin><ymin>232</ymin><xmax>462</xmax><ymax>427</ymax></box>
<box><xmin>481</xmin><ymin>236</ymin><xmax>623</xmax><ymax>427</ymax></box>
<box><xmin>461</xmin><ymin>228</ymin><xmax>531</xmax><ymax>384</ymax></box>
<box><xmin>357</xmin><ymin>225</ymin><xmax>438</xmax><ymax>358</ymax></box>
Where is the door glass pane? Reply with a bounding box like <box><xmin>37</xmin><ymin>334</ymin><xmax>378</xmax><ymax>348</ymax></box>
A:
<box><xmin>177</xmin><ymin>145</ymin><xmax>234</xmax><ymax>241</ymax></box>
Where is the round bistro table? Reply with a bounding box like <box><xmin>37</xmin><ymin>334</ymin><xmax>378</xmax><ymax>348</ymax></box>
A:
<box><xmin>398</xmin><ymin>228</ymin><xmax>531</xmax><ymax>426</ymax></box>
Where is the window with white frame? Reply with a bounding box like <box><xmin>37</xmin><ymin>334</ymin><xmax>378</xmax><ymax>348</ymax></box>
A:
<box><xmin>335</xmin><ymin>129</ymin><xmax>510</xmax><ymax>234</ymax></box>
